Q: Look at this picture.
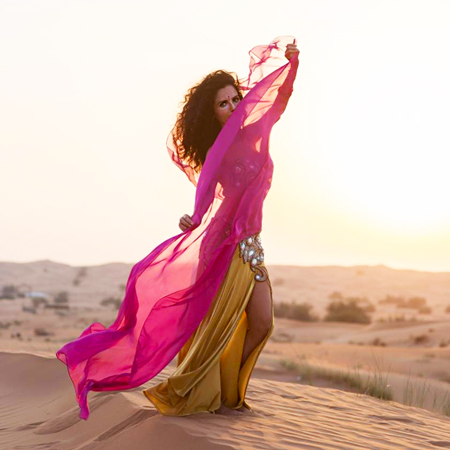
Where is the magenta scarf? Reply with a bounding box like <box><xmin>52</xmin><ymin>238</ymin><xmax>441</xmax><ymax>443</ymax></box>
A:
<box><xmin>56</xmin><ymin>35</ymin><xmax>299</xmax><ymax>420</ymax></box>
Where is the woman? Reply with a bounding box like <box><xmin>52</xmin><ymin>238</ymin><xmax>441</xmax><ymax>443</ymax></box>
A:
<box><xmin>56</xmin><ymin>36</ymin><xmax>299</xmax><ymax>420</ymax></box>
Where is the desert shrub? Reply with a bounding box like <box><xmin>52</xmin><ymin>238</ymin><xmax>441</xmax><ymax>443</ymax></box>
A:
<box><xmin>413</xmin><ymin>334</ymin><xmax>429</xmax><ymax>345</ymax></box>
<box><xmin>446</xmin><ymin>305</ymin><xmax>450</xmax><ymax>314</ymax></box>
<box><xmin>324</xmin><ymin>299</ymin><xmax>371</xmax><ymax>324</ymax></box>
<box><xmin>100</xmin><ymin>297</ymin><xmax>122</xmax><ymax>310</ymax></box>
<box><xmin>31</xmin><ymin>297</ymin><xmax>48</xmax><ymax>308</ymax></box>
<box><xmin>408</xmin><ymin>296</ymin><xmax>427</xmax><ymax>308</ymax></box>
<box><xmin>330</xmin><ymin>293</ymin><xmax>376</xmax><ymax>314</ymax></box>
<box><xmin>54</xmin><ymin>291</ymin><xmax>69</xmax><ymax>303</ymax></box>
<box><xmin>0</xmin><ymin>285</ymin><xmax>17</xmax><ymax>300</ymax></box>
<box><xmin>418</xmin><ymin>306</ymin><xmax>432</xmax><ymax>314</ymax></box>
<box><xmin>34</xmin><ymin>328</ymin><xmax>53</xmax><ymax>337</ymax></box>
<box><xmin>371</xmin><ymin>337</ymin><xmax>387</xmax><ymax>346</ymax></box>
<box><xmin>274</xmin><ymin>301</ymin><xmax>319</xmax><ymax>321</ymax></box>
<box><xmin>363</xmin><ymin>303</ymin><xmax>376</xmax><ymax>313</ymax></box>
<box><xmin>379</xmin><ymin>295</ymin><xmax>429</xmax><ymax>312</ymax></box>
<box><xmin>73</xmin><ymin>267</ymin><xmax>88</xmax><ymax>286</ymax></box>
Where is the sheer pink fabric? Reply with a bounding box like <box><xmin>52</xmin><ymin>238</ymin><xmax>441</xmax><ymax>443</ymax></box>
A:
<box><xmin>56</xmin><ymin>35</ymin><xmax>299</xmax><ymax>420</ymax></box>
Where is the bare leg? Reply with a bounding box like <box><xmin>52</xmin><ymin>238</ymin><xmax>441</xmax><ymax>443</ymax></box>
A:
<box><xmin>214</xmin><ymin>280</ymin><xmax>272</xmax><ymax>415</ymax></box>
<box><xmin>240</xmin><ymin>279</ymin><xmax>273</xmax><ymax>370</ymax></box>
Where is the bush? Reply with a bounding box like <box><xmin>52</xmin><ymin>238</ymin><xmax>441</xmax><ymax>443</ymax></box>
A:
<box><xmin>371</xmin><ymin>337</ymin><xmax>387</xmax><ymax>347</ymax></box>
<box><xmin>407</xmin><ymin>296</ymin><xmax>427</xmax><ymax>309</ymax></box>
<box><xmin>100</xmin><ymin>297</ymin><xmax>122</xmax><ymax>310</ymax></box>
<box><xmin>0</xmin><ymin>285</ymin><xmax>17</xmax><ymax>300</ymax></box>
<box><xmin>34</xmin><ymin>328</ymin><xmax>54</xmax><ymax>337</ymax></box>
<box><xmin>324</xmin><ymin>299</ymin><xmax>371</xmax><ymax>324</ymax></box>
<box><xmin>54</xmin><ymin>291</ymin><xmax>69</xmax><ymax>303</ymax></box>
<box><xmin>31</xmin><ymin>297</ymin><xmax>48</xmax><ymax>308</ymax></box>
<box><xmin>274</xmin><ymin>301</ymin><xmax>319</xmax><ymax>321</ymax></box>
<box><xmin>379</xmin><ymin>295</ymin><xmax>429</xmax><ymax>312</ymax></box>
<box><xmin>412</xmin><ymin>334</ymin><xmax>429</xmax><ymax>345</ymax></box>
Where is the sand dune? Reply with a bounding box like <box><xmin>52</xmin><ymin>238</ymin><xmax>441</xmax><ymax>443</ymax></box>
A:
<box><xmin>2</xmin><ymin>259</ymin><xmax>450</xmax><ymax>448</ymax></box>
<box><xmin>2</xmin><ymin>259</ymin><xmax>450</xmax><ymax>317</ymax></box>
<box><xmin>1</xmin><ymin>350</ymin><xmax>450</xmax><ymax>450</ymax></box>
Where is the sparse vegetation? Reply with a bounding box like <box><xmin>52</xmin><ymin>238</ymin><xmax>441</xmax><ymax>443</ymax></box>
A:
<box><xmin>403</xmin><ymin>372</ymin><xmax>450</xmax><ymax>416</ymax></box>
<box><xmin>0</xmin><ymin>285</ymin><xmax>18</xmax><ymax>300</ymax></box>
<box><xmin>31</xmin><ymin>297</ymin><xmax>48</xmax><ymax>309</ymax></box>
<box><xmin>378</xmin><ymin>295</ymin><xmax>431</xmax><ymax>314</ymax></box>
<box><xmin>54</xmin><ymin>291</ymin><xmax>69</xmax><ymax>304</ymax></box>
<box><xmin>324</xmin><ymin>299</ymin><xmax>371</xmax><ymax>324</ymax></box>
<box><xmin>34</xmin><ymin>327</ymin><xmax>54</xmax><ymax>337</ymax></box>
<box><xmin>274</xmin><ymin>301</ymin><xmax>319</xmax><ymax>321</ymax></box>
<box><xmin>282</xmin><ymin>352</ymin><xmax>450</xmax><ymax>417</ymax></box>
<box><xmin>100</xmin><ymin>296</ymin><xmax>122</xmax><ymax>310</ymax></box>
<box><xmin>73</xmin><ymin>266</ymin><xmax>88</xmax><ymax>286</ymax></box>
<box><xmin>370</xmin><ymin>337</ymin><xmax>387</xmax><ymax>347</ymax></box>
<box><xmin>279</xmin><ymin>355</ymin><xmax>393</xmax><ymax>401</ymax></box>
<box><xmin>376</xmin><ymin>314</ymin><xmax>418</xmax><ymax>323</ymax></box>
<box><xmin>412</xmin><ymin>334</ymin><xmax>429</xmax><ymax>345</ymax></box>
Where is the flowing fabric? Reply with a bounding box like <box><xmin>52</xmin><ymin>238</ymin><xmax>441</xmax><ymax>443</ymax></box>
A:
<box><xmin>56</xmin><ymin>35</ymin><xmax>299</xmax><ymax>420</ymax></box>
<box><xmin>142</xmin><ymin>242</ymin><xmax>275</xmax><ymax>415</ymax></box>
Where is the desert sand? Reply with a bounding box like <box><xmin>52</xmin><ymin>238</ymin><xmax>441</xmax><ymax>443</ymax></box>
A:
<box><xmin>1</xmin><ymin>349</ymin><xmax>450</xmax><ymax>450</ymax></box>
<box><xmin>1</xmin><ymin>260</ymin><xmax>450</xmax><ymax>449</ymax></box>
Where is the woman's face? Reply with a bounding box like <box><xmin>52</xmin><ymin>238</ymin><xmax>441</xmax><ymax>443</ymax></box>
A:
<box><xmin>213</xmin><ymin>85</ymin><xmax>241</xmax><ymax>127</ymax></box>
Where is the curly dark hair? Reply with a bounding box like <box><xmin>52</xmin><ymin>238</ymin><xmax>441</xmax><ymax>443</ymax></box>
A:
<box><xmin>172</xmin><ymin>70</ymin><xmax>244</xmax><ymax>174</ymax></box>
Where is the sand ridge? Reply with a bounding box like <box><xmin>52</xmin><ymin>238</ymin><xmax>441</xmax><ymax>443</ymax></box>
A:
<box><xmin>1</xmin><ymin>350</ymin><xmax>450</xmax><ymax>450</ymax></box>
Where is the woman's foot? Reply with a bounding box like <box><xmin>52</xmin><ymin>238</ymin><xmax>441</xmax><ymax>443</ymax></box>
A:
<box><xmin>235</xmin><ymin>404</ymin><xmax>251</xmax><ymax>413</ymax></box>
<box><xmin>214</xmin><ymin>404</ymin><xmax>243</xmax><ymax>416</ymax></box>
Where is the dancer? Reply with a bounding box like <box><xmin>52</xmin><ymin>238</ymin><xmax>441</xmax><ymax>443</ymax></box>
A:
<box><xmin>56</xmin><ymin>36</ymin><xmax>299</xmax><ymax>420</ymax></box>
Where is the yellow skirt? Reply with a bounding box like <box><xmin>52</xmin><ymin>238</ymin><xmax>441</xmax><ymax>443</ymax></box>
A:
<box><xmin>142</xmin><ymin>242</ymin><xmax>274</xmax><ymax>416</ymax></box>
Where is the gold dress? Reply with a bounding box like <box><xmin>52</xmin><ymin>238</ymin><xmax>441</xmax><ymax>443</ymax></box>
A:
<box><xmin>142</xmin><ymin>231</ymin><xmax>274</xmax><ymax>415</ymax></box>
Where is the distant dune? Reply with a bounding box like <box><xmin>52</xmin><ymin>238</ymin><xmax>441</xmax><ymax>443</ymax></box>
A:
<box><xmin>1</xmin><ymin>259</ymin><xmax>450</xmax><ymax>317</ymax></box>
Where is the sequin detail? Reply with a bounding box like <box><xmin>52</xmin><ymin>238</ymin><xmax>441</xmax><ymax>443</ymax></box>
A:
<box><xmin>239</xmin><ymin>232</ymin><xmax>268</xmax><ymax>282</ymax></box>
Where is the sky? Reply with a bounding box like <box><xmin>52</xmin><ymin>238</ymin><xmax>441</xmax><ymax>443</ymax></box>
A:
<box><xmin>1</xmin><ymin>0</ymin><xmax>449</xmax><ymax>272</ymax></box>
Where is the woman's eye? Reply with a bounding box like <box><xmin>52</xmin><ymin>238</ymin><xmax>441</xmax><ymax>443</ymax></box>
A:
<box><xmin>233</xmin><ymin>97</ymin><xmax>240</xmax><ymax>102</ymax></box>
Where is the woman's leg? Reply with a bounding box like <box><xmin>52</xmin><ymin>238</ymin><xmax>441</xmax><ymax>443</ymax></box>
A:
<box><xmin>214</xmin><ymin>279</ymin><xmax>273</xmax><ymax>415</ymax></box>
<box><xmin>240</xmin><ymin>279</ymin><xmax>273</xmax><ymax>369</ymax></box>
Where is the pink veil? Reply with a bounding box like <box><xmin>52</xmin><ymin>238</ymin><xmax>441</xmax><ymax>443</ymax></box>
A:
<box><xmin>56</xmin><ymin>35</ymin><xmax>299</xmax><ymax>420</ymax></box>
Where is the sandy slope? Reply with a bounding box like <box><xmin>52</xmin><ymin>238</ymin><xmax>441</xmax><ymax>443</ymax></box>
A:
<box><xmin>1</xmin><ymin>350</ymin><xmax>450</xmax><ymax>450</ymax></box>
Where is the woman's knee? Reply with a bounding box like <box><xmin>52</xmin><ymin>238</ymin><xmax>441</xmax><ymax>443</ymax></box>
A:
<box><xmin>250</xmin><ymin>316</ymin><xmax>273</xmax><ymax>339</ymax></box>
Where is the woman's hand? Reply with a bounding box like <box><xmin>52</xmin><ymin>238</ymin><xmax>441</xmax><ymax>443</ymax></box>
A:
<box><xmin>179</xmin><ymin>214</ymin><xmax>194</xmax><ymax>231</ymax></box>
<box><xmin>285</xmin><ymin>39</ymin><xmax>300</xmax><ymax>61</ymax></box>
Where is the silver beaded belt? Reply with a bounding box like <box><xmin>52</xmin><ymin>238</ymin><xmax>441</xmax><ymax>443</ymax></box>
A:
<box><xmin>238</xmin><ymin>232</ymin><xmax>268</xmax><ymax>282</ymax></box>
